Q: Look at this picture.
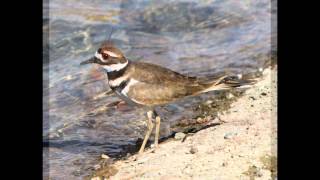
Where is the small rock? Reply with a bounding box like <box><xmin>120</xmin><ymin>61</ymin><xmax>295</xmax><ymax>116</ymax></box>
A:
<box><xmin>57</xmin><ymin>129</ymin><xmax>63</xmax><ymax>133</ymax></box>
<box><xmin>101</xmin><ymin>154</ymin><xmax>110</xmax><ymax>159</ymax></box>
<box><xmin>226</xmin><ymin>93</ymin><xmax>234</xmax><ymax>99</ymax></box>
<box><xmin>174</xmin><ymin>132</ymin><xmax>186</xmax><ymax>140</ymax></box>
<box><xmin>222</xmin><ymin>162</ymin><xmax>228</xmax><ymax>167</ymax></box>
<box><xmin>205</xmin><ymin>100</ymin><xmax>213</xmax><ymax>105</ymax></box>
<box><xmin>190</xmin><ymin>146</ymin><xmax>198</xmax><ymax>154</ymax></box>
<box><xmin>261</xmin><ymin>92</ymin><xmax>267</xmax><ymax>96</ymax></box>
<box><xmin>249</xmin><ymin>96</ymin><xmax>256</xmax><ymax>100</ymax></box>
<box><xmin>224</xmin><ymin>132</ymin><xmax>238</xmax><ymax>139</ymax></box>
<box><xmin>244</xmin><ymin>165</ymin><xmax>263</xmax><ymax>178</ymax></box>
<box><xmin>237</xmin><ymin>74</ymin><xmax>243</xmax><ymax>79</ymax></box>
<box><xmin>196</xmin><ymin>117</ymin><xmax>203</xmax><ymax>123</ymax></box>
<box><xmin>48</xmin><ymin>132</ymin><xmax>60</xmax><ymax>139</ymax></box>
<box><xmin>196</xmin><ymin>117</ymin><xmax>210</xmax><ymax>123</ymax></box>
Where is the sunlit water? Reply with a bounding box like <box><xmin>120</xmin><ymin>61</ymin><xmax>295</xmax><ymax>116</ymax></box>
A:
<box><xmin>43</xmin><ymin>0</ymin><xmax>274</xmax><ymax>179</ymax></box>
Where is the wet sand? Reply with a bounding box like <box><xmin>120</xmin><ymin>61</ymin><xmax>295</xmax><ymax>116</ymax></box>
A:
<box><xmin>88</xmin><ymin>66</ymin><xmax>277</xmax><ymax>180</ymax></box>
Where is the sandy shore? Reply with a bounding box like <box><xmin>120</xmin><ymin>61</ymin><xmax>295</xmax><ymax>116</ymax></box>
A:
<box><xmin>89</xmin><ymin>66</ymin><xmax>277</xmax><ymax>180</ymax></box>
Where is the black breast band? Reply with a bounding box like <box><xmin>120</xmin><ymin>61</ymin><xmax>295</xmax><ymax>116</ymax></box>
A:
<box><xmin>106</xmin><ymin>61</ymin><xmax>130</xmax><ymax>80</ymax></box>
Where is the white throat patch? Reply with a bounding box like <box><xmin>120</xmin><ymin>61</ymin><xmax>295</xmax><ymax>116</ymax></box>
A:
<box><xmin>102</xmin><ymin>61</ymin><xmax>128</xmax><ymax>72</ymax></box>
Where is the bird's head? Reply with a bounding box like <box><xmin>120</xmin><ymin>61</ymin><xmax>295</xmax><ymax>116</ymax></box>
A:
<box><xmin>80</xmin><ymin>42</ymin><xmax>128</xmax><ymax>72</ymax></box>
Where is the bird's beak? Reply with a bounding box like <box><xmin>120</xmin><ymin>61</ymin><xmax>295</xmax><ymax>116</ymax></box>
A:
<box><xmin>80</xmin><ymin>57</ymin><xmax>98</xmax><ymax>65</ymax></box>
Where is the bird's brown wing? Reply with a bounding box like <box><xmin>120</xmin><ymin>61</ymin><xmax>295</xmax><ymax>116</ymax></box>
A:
<box><xmin>125</xmin><ymin>62</ymin><xmax>205</xmax><ymax>105</ymax></box>
<box><xmin>130</xmin><ymin>62</ymin><xmax>200</xmax><ymax>86</ymax></box>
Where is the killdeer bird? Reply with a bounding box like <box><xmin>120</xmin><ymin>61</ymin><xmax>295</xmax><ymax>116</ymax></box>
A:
<box><xmin>80</xmin><ymin>40</ymin><xmax>255</xmax><ymax>154</ymax></box>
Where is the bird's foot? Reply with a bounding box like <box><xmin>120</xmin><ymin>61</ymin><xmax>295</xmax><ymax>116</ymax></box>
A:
<box><xmin>151</xmin><ymin>144</ymin><xmax>159</xmax><ymax>153</ymax></box>
<box><xmin>134</xmin><ymin>148</ymin><xmax>155</xmax><ymax>161</ymax></box>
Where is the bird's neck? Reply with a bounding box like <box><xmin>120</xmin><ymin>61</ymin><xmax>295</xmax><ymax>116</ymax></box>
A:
<box><xmin>105</xmin><ymin>60</ymin><xmax>130</xmax><ymax>81</ymax></box>
<box><xmin>102</xmin><ymin>59</ymin><xmax>129</xmax><ymax>72</ymax></box>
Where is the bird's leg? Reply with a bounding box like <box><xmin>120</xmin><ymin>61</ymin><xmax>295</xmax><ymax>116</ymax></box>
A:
<box><xmin>138</xmin><ymin>110</ymin><xmax>154</xmax><ymax>154</ymax></box>
<box><xmin>154</xmin><ymin>115</ymin><xmax>161</xmax><ymax>148</ymax></box>
<box><xmin>152</xmin><ymin>109</ymin><xmax>161</xmax><ymax>148</ymax></box>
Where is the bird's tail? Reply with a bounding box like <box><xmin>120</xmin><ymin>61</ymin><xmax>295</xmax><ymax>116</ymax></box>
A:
<box><xmin>198</xmin><ymin>75</ymin><xmax>257</xmax><ymax>94</ymax></box>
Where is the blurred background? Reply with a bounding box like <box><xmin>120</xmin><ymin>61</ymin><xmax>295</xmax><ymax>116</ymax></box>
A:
<box><xmin>43</xmin><ymin>0</ymin><xmax>276</xmax><ymax>179</ymax></box>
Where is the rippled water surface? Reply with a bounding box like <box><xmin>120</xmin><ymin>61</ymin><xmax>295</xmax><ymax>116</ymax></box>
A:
<box><xmin>43</xmin><ymin>0</ymin><xmax>274</xmax><ymax>179</ymax></box>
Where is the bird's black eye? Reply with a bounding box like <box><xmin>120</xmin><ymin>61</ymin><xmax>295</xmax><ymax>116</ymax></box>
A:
<box><xmin>102</xmin><ymin>53</ymin><xmax>109</xmax><ymax>59</ymax></box>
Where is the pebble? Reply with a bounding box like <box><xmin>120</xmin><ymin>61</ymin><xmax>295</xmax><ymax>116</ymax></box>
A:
<box><xmin>190</xmin><ymin>146</ymin><xmax>198</xmax><ymax>154</ymax></box>
<box><xmin>261</xmin><ymin>92</ymin><xmax>267</xmax><ymax>96</ymax></box>
<box><xmin>222</xmin><ymin>162</ymin><xmax>228</xmax><ymax>167</ymax></box>
<box><xmin>48</xmin><ymin>132</ymin><xmax>60</xmax><ymax>139</ymax></box>
<box><xmin>205</xmin><ymin>100</ymin><xmax>213</xmax><ymax>105</ymax></box>
<box><xmin>57</xmin><ymin>129</ymin><xmax>63</xmax><ymax>133</ymax></box>
<box><xmin>174</xmin><ymin>132</ymin><xmax>186</xmax><ymax>140</ymax></box>
<box><xmin>196</xmin><ymin>117</ymin><xmax>203</xmax><ymax>123</ymax></box>
<box><xmin>226</xmin><ymin>93</ymin><xmax>235</xmax><ymax>99</ymax></box>
<box><xmin>224</xmin><ymin>132</ymin><xmax>238</xmax><ymax>139</ymax></box>
<box><xmin>196</xmin><ymin>117</ymin><xmax>210</xmax><ymax>123</ymax></box>
<box><xmin>101</xmin><ymin>154</ymin><xmax>110</xmax><ymax>159</ymax></box>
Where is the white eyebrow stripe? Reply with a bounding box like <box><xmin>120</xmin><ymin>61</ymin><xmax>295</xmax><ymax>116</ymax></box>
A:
<box><xmin>104</xmin><ymin>50</ymin><xmax>121</xmax><ymax>58</ymax></box>
<box><xmin>95</xmin><ymin>51</ymin><xmax>107</xmax><ymax>62</ymax></box>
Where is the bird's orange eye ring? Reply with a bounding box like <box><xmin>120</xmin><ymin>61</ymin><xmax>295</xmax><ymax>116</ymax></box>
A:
<box><xmin>102</xmin><ymin>53</ymin><xmax>109</xmax><ymax>59</ymax></box>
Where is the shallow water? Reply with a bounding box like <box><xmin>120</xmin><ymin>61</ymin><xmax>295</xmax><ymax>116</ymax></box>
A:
<box><xmin>43</xmin><ymin>0</ymin><xmax>274</xmax><ymax>179</ymax></box>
